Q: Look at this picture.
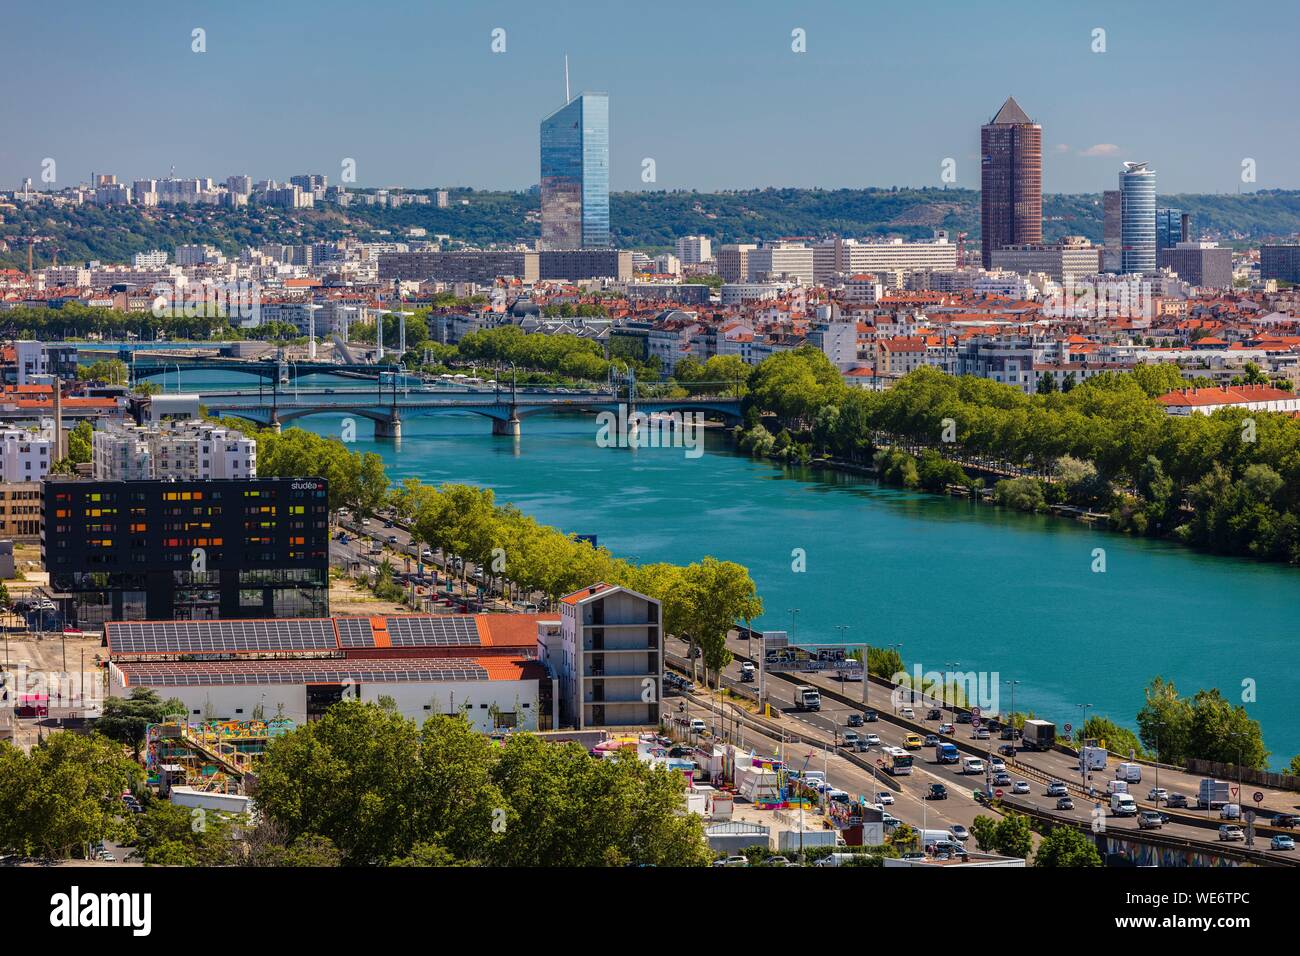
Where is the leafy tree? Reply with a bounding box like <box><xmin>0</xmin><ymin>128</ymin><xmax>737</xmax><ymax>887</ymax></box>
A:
<box><xmin>1034</xmin><ymin>826</ymin><xmax>1103</xmax><ymax>867</ymax></box>
<box><xmin>132</xmin><ymin>800</ymin><xmax>240</xmax><ymax>866</ymax></box>
<box><xmin>992</xmin><ymin>812</ymin><xmax>1034</xmax><ymax>859</ymax></box>
<box><xmin>97</xmin><ymin>688</ymin><xmax>187</xmax><ymax>757</ymax></box>
<box><xmin>1136</xmin><ymin>677</ymin><xmax>1193</xmax><ymax>764</ymax></box>
<box><xmin>1187</xmin><ymin>689</ymin><xmax>1269</xmax><ymax>768</ymax></box>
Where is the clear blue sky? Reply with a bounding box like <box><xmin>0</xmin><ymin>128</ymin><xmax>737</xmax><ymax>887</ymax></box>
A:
<box><xmin>2</xmin><ymin>0</ymin><xmax>1296</xmax><ymax>194</ymax></box>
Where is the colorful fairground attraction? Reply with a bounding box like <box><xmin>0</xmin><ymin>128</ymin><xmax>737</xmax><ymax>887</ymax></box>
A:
<box><xmin>145</xmin><ymin>714</ymin><xmax>296</xmax><ymax>792</ymax></box>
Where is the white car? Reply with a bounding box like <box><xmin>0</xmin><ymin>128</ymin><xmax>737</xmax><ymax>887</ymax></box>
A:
<box><xmin>1012</xmin><ymin>780</ymin><xmax>1031</xmax><ymax>794</ymax></box>
<box><xmin>863</xmin><ymin>734</ymin><xmax>882</xmax><ymax>747</ymax></box>
<box><xmin>875</xmin><ymin>791</ymin><xmax>894</xmax><ymax>805</ymax></box>
<box><xmin>900</xmin><ymin>707</ymin><xmax>916</xmax><ymax>720</ymax></box>
<box><xmin>1147</xmin><ymin>787</ymin><xmax>1169</xmax><ymax>802</ymax></box>
<box><xmin>989</xmin><ymin>758</ymin><xmax>1006</xmax><ymax>773</ymax></box>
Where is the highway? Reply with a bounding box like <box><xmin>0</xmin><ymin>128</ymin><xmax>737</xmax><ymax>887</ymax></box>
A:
<box><xmin>668</xmin><ymin>634</ymin><xmax>1300</xmax><ymax>863</ymax></box>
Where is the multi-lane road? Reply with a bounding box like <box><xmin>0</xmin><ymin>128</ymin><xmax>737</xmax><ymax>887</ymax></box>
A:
<box><xmin>667</xmin><ymin>634</ymin><xmax>1300</xmax><ymax>863</ymax></box>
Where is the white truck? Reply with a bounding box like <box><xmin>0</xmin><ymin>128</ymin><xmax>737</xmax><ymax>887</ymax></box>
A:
<box><xmin>794</xmin><ymin>685</ymin><xmax>822</xmax><ymax>712</ymax></box>
<box><xmin>1115</xmin><ymin>762</ymin><xmax>1143</xmax><ymax>783</ymax></box>
<box><xmin>1110</xmin><ymin>792</ymin><xmax>1138</xmax><ymax>816</ymax></box>
<box><xmin>1197</xmin><ymin>779</ymin><xmax>1231</xmax><ymax>810</ymax></box>
<box><xmin>1078</xmin><ymin>745</ymin><xmax>1108</xmax><ymax>771</ymax></box>
<box><xmin>962</xmin><ymin>756</ymin><xmax>985</xmax><ymax>775</ymax></box>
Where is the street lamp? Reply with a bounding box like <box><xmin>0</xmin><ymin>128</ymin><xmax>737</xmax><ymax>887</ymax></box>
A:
<box><xmin>888</xmin><ymin>643</ymin><xmax>904</xmax><ymax>711</ymax></box>
<box><xmin>1076</xmin><ymin>703</ymin><xmax>1093</xmax><ymax>795</ymax></box>
<box><xmin>1003</xmin><ymin>678</ymin><xmax>1019</xmax><ymax>731</ymax></box>
<box><xmin>787</xmin><ymin>608</ymin><xmax>800</xmax><ymax>644</ymax></box>
<box><xmin>945</xmin><ymin>661</ymin><xmax>960</xmax><ymax>716</ymax></box>
<box><xmin>834</xmin><ymin>625</ymin><xmax>850</xmax><ymax>693</ymax></box>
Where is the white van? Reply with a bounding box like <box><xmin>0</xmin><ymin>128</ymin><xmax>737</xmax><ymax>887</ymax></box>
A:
<box><xmin>1220</xmin><ymin>803</ymin><xmax>1241</xmax><ymax>820</ymax></box>
<box><xmin>962</xmin><ymin>756</ymin><xmax>985</xmax><ymax>775</ymax></box>
<box><xmin>689</xmin><ymin>718</ymin><xmax>706</xmax><ymax>734</ymax></box>
<box><xmin>918</xmin><ymin>828</ymin><xmax>958</xmax><ymax>847</ymax></box>
<box><xmin>1106</xmin><ymin>779</ymin><xmax>1129</xmax><ymax>796</ymax></box>
<box><xmin>1115</xmin><ymin>762</ymin><xmax>1143</xmax><ymax>783</ymax></box>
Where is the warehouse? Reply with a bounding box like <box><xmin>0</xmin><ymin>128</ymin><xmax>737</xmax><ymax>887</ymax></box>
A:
<box><xmin>106</xmin><ymin>613</ymin><xmax>558</xmax><ymax>732</ymax></box>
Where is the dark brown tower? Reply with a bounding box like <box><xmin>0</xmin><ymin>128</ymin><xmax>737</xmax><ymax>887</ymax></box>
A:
<box><xmin>980</xmin><ymin>97</ymin><xmax>1042</xmax><ymax>269</ymax></box>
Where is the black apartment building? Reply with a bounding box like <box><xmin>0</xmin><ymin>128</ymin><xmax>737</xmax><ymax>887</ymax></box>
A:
<box><xmin>42</xmin><ymin>476</ymin><xmax>329</xmax><ymax>628</ymax></box>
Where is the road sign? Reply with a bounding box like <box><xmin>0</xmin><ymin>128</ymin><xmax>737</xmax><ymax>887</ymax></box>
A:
<box><xmin>876</xmin><ymin>758</ymin><xmax>883</xmax><ymax>767</ymax></box>
<box><xmin>971</xmin><ymin>706</ymin><xmax>981</xmax><ymax>718</ymax></box>
<box><xmin>1064</xmin><ymin>723</ymin><xmax>1073</xmax><ymax>734</ymax></box>
<box><xmin>995</xmin><ymin>789</ymin><xmax>1004</xmax><ymax>799</ymax></box>
<box><xmin>971</xmin><ymin>716</ymin><xmax>981</xmax><ymax>729</ymax></box>
<box><xmin>1231</xmin><ymin>786</ymin><xmax>1239</xmax><ymax>799</ymax></box>
<box><xmin>1253</xmin><ymin>791</ymin><xmax>1264</xmax><ymax>804</ymax></box>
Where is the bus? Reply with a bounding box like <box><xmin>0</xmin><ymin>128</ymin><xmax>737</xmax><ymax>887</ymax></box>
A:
<box><xmin>881</xmin><ymin>746</ymin><xmax>914</xmax><ymax>776</ymax></box>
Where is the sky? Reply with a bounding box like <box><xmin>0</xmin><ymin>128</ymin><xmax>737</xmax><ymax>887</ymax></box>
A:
<box><xmin>2</xmin><ymin>0</ymin><xmax>1297</xmax><ymax>195</ymax></box>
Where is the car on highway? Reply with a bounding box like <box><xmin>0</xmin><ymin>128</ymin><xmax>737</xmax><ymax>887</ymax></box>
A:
<box><xmin>862</xmin><ymin>734</ymin><xmax>882</xmax><ymax>747</ymax></box>
<box><xmin>903</xmin><ymin>733</ymin><xmax>924</xmax><ymax>749</ymax></box>
<box><xmin>1138</xmin><ymin>811</ymin><xmax>1164</xmax><ymax>830</ymax></box>
<box><xmin>420</xmin><ymin>549</ymin><xmax>434</xmax><ymax>561</ymax></box>
<box><xmin>1045</xmin><ymin>781</ymin><xmax>1069</xmax><ymax>797</ymax></box>
<box><xmin>1012</xmin><ymin>780</ymin><xmax>1031</xmax><ymax>794</ymax></box>
<box><xmin>1056</xmin><ymin>796</ymin><xmax>1075</xmax><ymax>811</ymax></box>
<box><xmin>1165</xmin><ymin>793</ymin><xmax>1189</xmax><ymax>809</ymax></box>
<box><xmin>962</xmin><ymin>757</ymin><xmax>985</xmax><ymax>775</ymax></box>
<box><xmin>997</xmin><ymin>744</ymin><xmax>1016</xmax><ymax>757</ymax></box>
<box><xmin>992</xmin><ymin>772</ymin><xmax>1012</xmax><ymax>787</ymax></box>
<box><xmin>875</xmin><ymin>791</ymin><xmax>894</xmax><ymax>805</ymax></box>
<box><xmin>956</xmin><ymin>712</ymin><xmax>972</xmax><ymax>724</ymax></box>
<box><xmin>841</xmin><ymin>731</ymin><xmax>861</xmax><ymax>747</ymax></box>
<box><xmin>950</xmin><ymin>824</ymin><xmax>970</xmax><ymax>841</ymax></box>
<box><xmin>938</xmin><ymin>722</ymin><xmax>955</xmax><ymax>735</ymax></box>
<box><xmin>1147</xmin><ymin>787</ymin><xmax>1169</xmax><ymax>802</ymax></box>
<box><xmin>862</xmin><ymin>709</ymin><xmax>879</xmax><ymax>722</ymax></box>
<box><xmin>900</xmin><ymin>707</ymin><xmax>916</xmax><ymax>720</ymax></box>
<box><xmin>368</xmin><ymin>547</ymin><xmax>383</xmax><ymax>556</ymax></box>
<box><xmin>927</xmin><ymin>783</ymin><xmax>948</xmax><ymax>800</ymax></box>
<box><xmin>989</xmin><ymin>758</ymin><xmax>1006</xmax><ymax>773</ymax></box>
<box><xmin>1218</xmin><ymin>825</ymin><xmax>1245</xmax><ymax>843</ymax></box>
<box><xmin>1273</xmin><ymin>814</ymin><xmax>1299</xmax><ymax>829</ymax></box>
<box><xmin>846</xmin><ymin>713</ymin><xmax>864</xmax><ymax>728</ymax></box>
<box><xmin>926</xmin><ymin>709</ymin><xmax>943</xmax><ymax>721</ymax></box>
<box><xmin>1271</xmin><ymin>835</ymin><xmax>1296</xmax><ymax>851</ymax></box>
<box><xmin>383</xmin><ymin>520</ymin><xmax>395</xmax><ymax>528</ymax></box>
<box><xmin>387</xmin><ymin>535</ymin><xmax>399</xmax><ymax>545</ymax></box>
<box><xmin>972</xmin><ymin>728</ymin><xmax>991</xmax><ymax>740</ymax></box>
<box><xmin>739</xmin><ymin>661</ymin><xmax>755</xmax><ymax>682</ymax></box>
<box><xmin>923</xmin><ymin>734</ymin><xmax>940</xmax><ymax>747</ymax></box>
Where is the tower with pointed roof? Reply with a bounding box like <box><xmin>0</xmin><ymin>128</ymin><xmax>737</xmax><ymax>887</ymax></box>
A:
<box><xmin>980</xmin><ymin>96</ymin><xmax>1042</xmax><ymax>269</ymax></box>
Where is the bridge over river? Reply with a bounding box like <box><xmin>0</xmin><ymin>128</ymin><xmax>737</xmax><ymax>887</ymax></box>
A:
<box><xmin>198</xmin><ymin>386</ymin><xmax>743</xmax><ymax>439</ymax></box>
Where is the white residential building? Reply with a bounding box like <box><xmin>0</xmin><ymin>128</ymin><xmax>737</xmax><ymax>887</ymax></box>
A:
<box><xmin>0</xmin><ymin>421</ymin><xmax>54</xmax><ymax>483</ymax></box>
<box><xmin>92</xmin><ymin>420</ymin><xmax>257</xmax><ymax>481</ymax></box>
<box><xmin>676</xmin><ymin>235</ymin><xmax>713</xmax><ymax>266</ymax></box>
<box><xmin>552</xmin><ymin>583</ymin><xmax>663</xmax><ymax>730</ymax></box>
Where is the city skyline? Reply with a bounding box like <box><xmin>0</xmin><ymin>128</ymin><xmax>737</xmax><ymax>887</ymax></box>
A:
<box><xmin>2</xmin><ymin>0</ymin><xmax>1298</xmax><ymax>195</ymax></box>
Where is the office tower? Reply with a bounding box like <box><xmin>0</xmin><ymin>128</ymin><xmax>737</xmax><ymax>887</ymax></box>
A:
<box><xmin>1156</xmin><ymin>207</ymin><xmax>1189</xmax><ymax>253</ymax></box>
<box><xmin>676</xmin><ymin>235</ymin><xmax>712</xmax><ymax>265</ymax></box>
<box><xmin>1260</xmin><ymin>245</ymin><xmax>1300</xmax><ymax>283</ymax></box>
<box><xmin>1119</xmin><ymin>162</ymin><xmax>1157</xmax><ymax>275</ymax></box>
<box><xmin>540</xmin><ymin>92</ymin><xmax>610</xmax><ymax>249</ymax></box>
<box><xmin>980</xmin><ymin>97</ymin><xmax>1042</xmax><ymax>269</ymax></box>
<box><xmin>717</xmin><ymin>244</ymin><xmax>756</xmax><ymax>283</ymax></box>
<box><xmin>1103</xmin><ymin>190</ymin><xmax>1122</xmax><ymax>272</ymax></box>
<box><xmin>226</xmin><ymin>175</ymin><xmax>253</xmax><ymax>196</ymax></box>
<box><xmin>1159</xmin><ymin>242</ymin><xmax>1233</xmax><ymax>289</ymax></box>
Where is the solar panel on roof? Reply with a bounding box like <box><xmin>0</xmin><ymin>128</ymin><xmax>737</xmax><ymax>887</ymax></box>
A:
<box><xmin>335</xmin><ymin>618</ymin><xmax>377</xmax><ymax>648</ymax></box>
<box><xmin>384</xmin><ymin>616</ymin><xmax>481</xmax><ymax>647</ymax></box>
<box><xmin>109</xmin><ymin>619</ymin><xmax>337</xmax><ymax>654</ymax></box>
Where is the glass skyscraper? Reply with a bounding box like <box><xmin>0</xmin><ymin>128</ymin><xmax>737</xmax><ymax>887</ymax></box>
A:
<box><xmin>980</xmin><ymin>96</ymin><xmax>1042</xmax><ymax>270</ymax></box>
<box><xmin>540</xmin><ymin>92</ymin><xmax>609</xmax><ymax>250</ymax></box>
<box><xmin>1119</xmin><ymin>162</ymin><xmax>1156</xmax><ymax>275</ymax></box>
<box><xmin>1156</xmin><ymin>207</ymin><xmax>1188</xmax><ymax>253</ymax></box>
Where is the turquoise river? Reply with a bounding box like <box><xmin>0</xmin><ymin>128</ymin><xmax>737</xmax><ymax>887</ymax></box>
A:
<box><xmin>185</xmin><ymin>372</ymin><xmax>1300</xmax><ymax>766</ymax></box>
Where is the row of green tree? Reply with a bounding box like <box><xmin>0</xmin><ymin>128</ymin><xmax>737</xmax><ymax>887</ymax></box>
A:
<box><xmin>739</xmin><ymin>348</ymin><xmax>1300</xmax><ymax>565</ymax></box>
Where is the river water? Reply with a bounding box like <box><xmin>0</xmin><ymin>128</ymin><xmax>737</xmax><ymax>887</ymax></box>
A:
<box><xmin>184</xmin><ymin>371</ymin><xmax>1300</xmax><ymax>766</ymax></box>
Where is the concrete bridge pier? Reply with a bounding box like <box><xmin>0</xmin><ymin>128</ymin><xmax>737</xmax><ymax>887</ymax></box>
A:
<box><xmin>492</xmin><ymin>415</ymin><xmax>521</xmax><ymax>437</ymax></box>
<box><xmin>374</xmin><ymin>414</ymin><xmax>402</xmax><ymax>440</ymax></box>
<box><xmin>268</xmin><ymin>415</ymin><xmax>282</xmax><ymax>434</ymax></box>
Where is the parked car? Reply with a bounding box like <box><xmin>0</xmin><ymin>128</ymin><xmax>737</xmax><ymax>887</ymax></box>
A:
<box><xmin>1012</xmin><ymin>780</ymin><xmax>1031</xmax><ymax>794</ymax></box>
<box><xmin>949</xmin><ymin>824</ymin><xmax>970</xmax><ymax>841</ymax></box>
<box><xmin>1056</xmin><ymin>796</ymin><xmax>1075</xmax><ymax>811</ymax></box>
<box><xmin>1270</xmin><ymin>835</ymin><xmax>1296</xmax><ymax>851</ymax></box>
<box><xmin>765</xmin><ymin>855</ymin><xmax>795</xmax><ymax>866</ymax></box>
<box><xmin>713</xmin><ymin>855</ymin><xmax>750</xmax><ymax>867</ymax></box>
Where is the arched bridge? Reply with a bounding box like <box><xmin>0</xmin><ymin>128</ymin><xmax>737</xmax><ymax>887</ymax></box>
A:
<box><xmin>200</xmin><ymin>388</ymin><xmax>744</xmax><ymax>439</ymax></box>
<box><xmin>130</xmin><ymin>357</ymin><xmax>398</xmax><ymax>383</ymax></box>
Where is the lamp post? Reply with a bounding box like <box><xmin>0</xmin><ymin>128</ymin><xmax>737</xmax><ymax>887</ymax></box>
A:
<box><xmin>888</xmin><ymin>643</ymin><xmax>904</xmax><ymax>712</ymax></box>
<box><xmin>945</xmin><ymin>660</ymin><xmax>960</xmax><ymax>716</ymax></box>
<box><xmin>1077</xmin><ymin>703</ymin><xmax>1093</xmax><ymax>795</ymax></box>
<box><xmin>834</xmin><ymin>625</ymin><xmax>850</xmax><ymax>694</ymax></box>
